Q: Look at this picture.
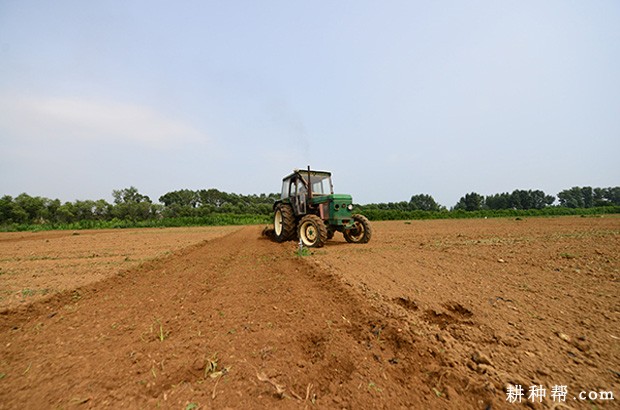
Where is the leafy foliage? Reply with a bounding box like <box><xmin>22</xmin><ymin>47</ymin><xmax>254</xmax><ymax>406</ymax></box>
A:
<box><xmin>358</xmin><ymin>206</ymin><xmax>620</xmax><ymax>221</ymax></box>
<box><xmin>454</xmin><ymin>192</ymin><xmax>484</xmax><ymax>211</ymax></box>
<box><xmin>558</xmin><ymin>186</ymin><xmax>620</xmax><ymax>208</ymax></box>
<box><xmin>485</xmin><ymin>190</ymin><xmax>555</xmax><ymax>210</ymax></box>
<box><xmin>362</xmin><ymin>194</ymin><xmax>445</xmax><ymax>212</ymax></box>
<box><xmin>1</xmin><ymin>185</ymin><xmax>618</xmax><ymax>231</ymax></box>
<box><xmin>0</xmin><ymin>187</ymin><xmax>277</xmax><ymax>231</ymax></box>
<box><xmin>409</xmin><ymin>194</ymin><xmax>442</xmax><ymax>211</ymax></box>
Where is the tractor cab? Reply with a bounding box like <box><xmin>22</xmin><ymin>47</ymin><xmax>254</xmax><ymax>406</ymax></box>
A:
<box><xmin>280</xmin><ymin>170</ymin><xmax>333</xmax><ymax>215</ymax></box>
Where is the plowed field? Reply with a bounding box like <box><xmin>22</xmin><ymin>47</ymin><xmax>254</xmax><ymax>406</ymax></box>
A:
<box><xmin>0</xmin><ymin>217</ymin><xmax>618</xmax><ymax>409</ymax></box>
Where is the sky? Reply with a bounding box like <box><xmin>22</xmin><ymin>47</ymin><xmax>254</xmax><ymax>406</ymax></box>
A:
<box><xmin>1</xmin><ymin>1</ymin><xmax>619</xmax><ymax>208</ymax></box>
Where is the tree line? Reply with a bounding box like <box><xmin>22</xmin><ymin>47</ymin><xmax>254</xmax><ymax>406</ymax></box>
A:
<box><xmin>356</xmin><ymin>187</ymin><xmax>619</xmax><ymax>221</ymax></box>
<box><xmin>360</xmin><ymin>187</ymin><xmax>620</xmax><ymax>212</ymax></box>
<box><xmin>0</xmin><ymin>185</ymin><xmax>618</xmax><ymax>230</ymax></box>
<box><xmin>0</xmin><ymin>187</ymin><xmax>279</xmax><ymax>228</ymax></box>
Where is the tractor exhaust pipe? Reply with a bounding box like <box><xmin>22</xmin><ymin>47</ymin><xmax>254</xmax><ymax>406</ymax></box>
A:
<box><xmin>307</xmin><ymin>165</ymin><xmax>312</xmax><ymax>200</ymax></box>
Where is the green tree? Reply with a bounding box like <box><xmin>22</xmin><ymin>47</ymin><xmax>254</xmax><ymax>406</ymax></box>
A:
<box><xmin>604</xmin><ymin>187</ymin><xmax>620</xmax><ymax>205</ymax></box>
<box><xmin>112</xmin><ymin>186</ymin><xmax>151</xmax><ymax>205</ymax></box>
<box><xmin>159</xmin><ymin>189</ymin><xmax>199</xmax><ymax>208</ymax></box>
<box><xmin>485</xmin><ymin>193</ymin><xmax>511</xmax><ymax>210</ymax></box>
<box><xmin>508</xmin><ymin>189</ymin><xmax>554</xmax><ymax>210</ymax></box>
<box><xmin>557</xmin><ymin>186</ymin><xmax>600</xmax><ymax>208</ymax></box>
<box><xmin>57</xmin><ymin>202</ymin><xmax>76</xmax><ymax>223</ymax></box>
<box><xmin>93</xmin><ymin>199</ymin><xmax>112</xmax><ymax>220</ymax></box>
<box><xmin>581</xmin><ymin>186</ymin><xmax>593</xmax><ymax>208</ymax></box>
<box><xmin>558</xmin><ymin>187</ymin><xmax>583</xmax><ymax>208</ymax></box>
<box><xmin>73</xmin><ymin>200</ymin><xmax>96</xmax><ymax>220</ymax></box>
<box><xmin>409</xmin><ymin>194</ymin><xmax>441</xmax><ymax>211</ymax></box>
<box><xmin>454</xmin><ymin>192</ymin><xmax>484</xmax><ymax>211</ymax></box>
<box><xmin>44</xmin><ymin>198</ymin><xmax>62</xmax><ymax>223</ymax></box>
<box><xmin>14</xmin><ymin>193</ymin><xmax>47</xmax><ymax>223</ymax></box>
<box><xmin>197</xmin><ymin>189</ymin><xmax>228</xmax><ymax>208</ymax></box>
<box><xmin>529</xmin><ymin>190</ymin><xmax>555</xmax><ymax>209</ymax></box>
<box><xmin>111</xmin><ymin>187</ymin><xmax>153</xmax><ymax>221</ymax></box>
<box><xmin>0</xmin><ymin>195</ymin><xmax>14</xmax><ymax>224</ymax></box>
<box><xmin>509</xmin><ymin>190</ymin><xmax>529</xmax><ymax>210</ymax></box>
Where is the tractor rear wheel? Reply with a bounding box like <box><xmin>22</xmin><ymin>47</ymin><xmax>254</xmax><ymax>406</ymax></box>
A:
<box><xmin>274</xmin><ymin>204</ymin><xmax>296</xmax><ymax>242</ymax></box>
<box><xmin>343</xmin><ymin>214</ymin><xmax>372</xmax><ymax>244</ymax></box>
<box><xmin>298</xmin><ymin>215</ymin><xmax>328</xmax><ymax>248</ymax></box>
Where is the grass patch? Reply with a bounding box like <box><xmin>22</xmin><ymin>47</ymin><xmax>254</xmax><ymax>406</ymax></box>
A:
<box><xmin>21</xmin><ymin>289</ymin><xmax>36</xmax><ymax>297</ymax></box>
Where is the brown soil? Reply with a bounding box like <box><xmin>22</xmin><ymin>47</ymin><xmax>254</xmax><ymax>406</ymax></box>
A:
<box><xmin>0</xmin><ymin>226</ymin><xmax>241</xmax><ymax>309</ymax></box>
<box><xmin>0</xmin><ymin>217</ymin><xmax>618</xmax><ymax>409</ymax></box>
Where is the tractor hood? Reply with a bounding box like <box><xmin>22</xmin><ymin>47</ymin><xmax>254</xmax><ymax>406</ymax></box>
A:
<box><xmin>310</xmin><ymin>194</ymin><xmax>352</xmax><ymax>205</ymax></box>
<box><xmin>311</xmin><ymin>194</ymin><xmax>356</xmax><ymax>228</ymax></box>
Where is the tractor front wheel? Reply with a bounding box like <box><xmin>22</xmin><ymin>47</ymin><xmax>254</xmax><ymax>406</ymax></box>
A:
<box><xmin>298</xmin><ymin>215</ymin><xmax>328</xmax><ymax>248</ymax></box>
<box><xmin>326</xmin><ymin>227</ymin><xmax>335</xmax><ymax>240</ymax></box>
<box><xmin>343</xmin><ymin>214</ymin><xmax>372</xmax><ymax>244</ymax></box>
<box><xmin>274</xmin><ymin>204</ymin><xmax>296</xmax><ymax>242</ymax></box>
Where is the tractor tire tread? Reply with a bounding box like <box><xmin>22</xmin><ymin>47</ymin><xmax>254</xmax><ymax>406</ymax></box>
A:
<box><xmin>275</xmin><ymin>204</ymin><xmax>297</xmax><ymax>242</ymax></box>
<box><xmin>344</xmin><ymin>214</ymin><xmax>372</xmax><ymax>244</ymax></box>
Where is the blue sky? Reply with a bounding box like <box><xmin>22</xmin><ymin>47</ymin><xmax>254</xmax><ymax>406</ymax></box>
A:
<box><xmin>1</xmin><ymin>1</ymin><xmax>618</xmax><ymax>207</ymax></box>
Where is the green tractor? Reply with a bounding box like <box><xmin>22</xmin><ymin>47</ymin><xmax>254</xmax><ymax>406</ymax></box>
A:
<box><xmin>270</xmin><ymin>167</ymin><xmax>372</xmax><ymax>248</ymax></box>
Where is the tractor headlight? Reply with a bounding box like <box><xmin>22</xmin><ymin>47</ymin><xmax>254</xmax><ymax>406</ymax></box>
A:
<box><xmin>347</xmin><ymin>204</ymin><xmax>353</xmax><ymax>211</ymax></box>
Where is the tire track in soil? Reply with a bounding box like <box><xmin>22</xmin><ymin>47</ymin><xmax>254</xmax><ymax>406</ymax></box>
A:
<box><xmin>0</xmin><ymin>227</ymin><xmax>489</xmax><ymax>409</ymax></box>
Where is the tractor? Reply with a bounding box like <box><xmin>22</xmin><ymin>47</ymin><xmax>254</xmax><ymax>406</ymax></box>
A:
<box><xmin>269</xmin><ymin>167</ymin><xmax>372</xmax><ymax>248</ymax></box>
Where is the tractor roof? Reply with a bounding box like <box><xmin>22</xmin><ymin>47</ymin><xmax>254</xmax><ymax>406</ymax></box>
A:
<box><xmin>282</xmin><ymin>169</ymin><xmax>331</xmax><ymax>181</ymax></box>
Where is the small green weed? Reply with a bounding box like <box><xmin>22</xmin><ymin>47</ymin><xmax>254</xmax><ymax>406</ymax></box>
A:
<box><xmin>21</xmin><ymin>289</ymin><xmax>35</xmax><ymax>297</ymax></box>
<box><xmin>159</xmin><ymin>324</ymin><xmax>165</xmax><ymax>341</ymax></box>
<box><xmin>148</xmin><ymin>319</ymin><xmax>170</xmax><ymax>342</ymax></box>
<box><xmin>368</xmin><ymin>382</ymin><xmax>382</xmax><ymax>392</ymax></box>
